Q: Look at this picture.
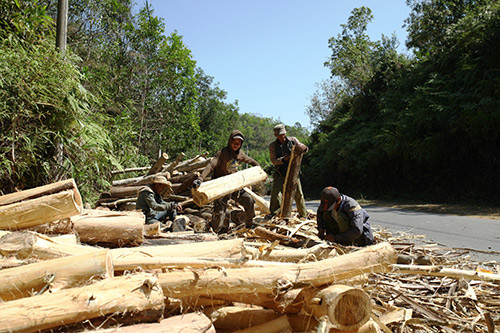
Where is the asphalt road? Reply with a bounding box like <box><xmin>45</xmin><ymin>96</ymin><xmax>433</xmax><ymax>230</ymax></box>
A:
<box><xmin>301</xmin><ymin>200</ymin><xmax>500</xmax><ymax>262</ymax></box>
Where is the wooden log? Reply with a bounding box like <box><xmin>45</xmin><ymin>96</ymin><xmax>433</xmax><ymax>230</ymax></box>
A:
<box><xmin>111</xmin><ymin>166</ymin><xmax>150</xmax><ymax>176</ymax></box>
<box><xmin>88</xmin><ymin>312</ymin><xmax>216</xmax><ymax>333</ymax></box>
<box><xmin>146</xmin><ymin>152</ymin><xmax>169</xmax><ymax>175</ymax></box>
<box><xmin>99</xmin><ymin>197</ymin><xmax>137</xmax><ymax>209</ymax></box>
<box><xmin>173</xmin><ymin>152</ymin><xmax>208</xmax><ymax>172</ymax></box>
<box><xmin>143</xmin><ymin>222</ymin><xmax>161</xmax><ymax>236</ymax></box>
<box><xmin>301</xmin><ymin>285</ymin><xmax>372</xmax><ymax>330</ymax></box>
<box><xmin>253</xmin><ymin>226</ymin><xmax>304</xmax><ymax>248</ymax></box>
<box><xmin>157</xmin><ymin>242</ymin><xmax>397</xmax><ymax>298</ymax></box>
<box><xmin>234</xmin><ymin>315</ymin><xmax>292</xmax><ymax>333</ymax></box>
<box><xmin>243</xmin><ymin>187</ymin><xmax>271</xmax><ymax>214</ymax></box>
<box><xmin>0</xmin><ymin>178</ymin><xmax>81</xmax><ymax>207</ymax></box>
<box><xmin>108</xmin><ymin>186</ymin><xmax>143</xmax><ymax>199</ymax></box>
<box><xmin>358</xmin><ymin>318</ymin><xmax>381</xmax><ymax>333</ymax></box>
<box><xmin>0</xmin><ymin>189</ymin><xmax>82</xmax><ymax>230</ymax></box>
<box><xmin>165</xmin><ymin>152</ymin><xmax>186</xmax><ymax>173</ymax></box>
<box><xmin>0</xmin><ymin>273</ymin><xmax>164</xmax><ymax>333</ymax></box>
<box><xmin>72</xmin><ymin>211</ymin><xmax>144</xmax><ymax>247</ymax></box>
<box><xmin>391</xmin><ymin>264</ymin><xmax>500</xmax><ymax>283</ymax></box>
<box><xmin>176</xmin><ymin>157</ymin><xmax>212</xmax><ymax>173</ymax></box>
<box><xmin>244</xmin><ymin>243</ymin><xmax>336</xmax><ymax>262</ymax></box>
<box><xmin>170</xmin><ymin>172</ymin><xmax>200</xmax><ymax>184</ymax></box>
<box><xmin>0</xmin><ymin>231</ymin><xmax>98</xmax><ymax>260</ymax></box>
<box><xmin>173</xmin><ymin>172</ymin><xmax>200</xmax><ymax>195</ymax></box>
<box><xmin>204</xmin><ymin>306</ymin><xmax>281</xmax><ymax>332</ymax></box>
<box><xmin>0</xmin><ymin>249</ymin><xmax>113</xmax><ymax>301</ymax></box>
<box><xmin>280</xmin><ymin>145</ymin><xmax>304</xmax><ymax>218</ymax></box>
<box><xmin>111</xmin><ymin>238</ymin><xmax>245</xmax><ymax>261</ymax></box>
<box><xmin>114</xmin><ymin>256</ymin><xmax>295</xmax><ymax>272</ymax></box>
<box><xmin>27</xmin><ymin>217</ymin><xmax>74</xmax><ymax>235</ymax></box>
<box><xmin>191</xmin><ymin>166</ymin><xmax>268</xmax><ymax>206</ymax></box>
<box><xmin>111</xmin><ymin>172</ymin><xmax>170</xmax><ymax>187</ymax></box>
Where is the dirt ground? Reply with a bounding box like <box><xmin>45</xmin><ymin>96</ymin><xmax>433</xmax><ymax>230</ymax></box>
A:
<box><xmin>359</xmin><ymin>199</ymin><xmax>500</xmax><ymax>220</ymax></box>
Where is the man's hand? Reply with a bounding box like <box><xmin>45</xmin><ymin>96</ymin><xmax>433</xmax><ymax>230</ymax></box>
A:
<box><xmin>175</xmin><ymin>203</ymin><xmax>182</xmax><ymax>213</ymax></box>
<box><xmin>192</xmin><ymin>179</ymin><xmax>202</xmax><ymax>189</ymax></box>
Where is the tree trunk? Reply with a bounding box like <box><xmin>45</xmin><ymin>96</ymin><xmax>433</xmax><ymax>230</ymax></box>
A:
<box><xmin>234</xmin><ymin>316</ymin><xmax>292</xmax><ymax>333</ymax></box>
<box><xmin>243</xmin><ymin>187</ymin><xmax>270</xmax><ymax>214</ymax></box>
<box><xmin>0</xmin><ymin>274</ymin><xmax>164</xmax><ymax>333</ymax></box>
<box><xmin>244</xmin><ymin>243</ymin><xmax>336</xmax><ymax>262</ymax></box>
<box><xmin>0</xmin><ymin>189</ymin><xmax>82</xmax><ymax>230</ymax></box>
<box><xmin>0</xmin><ymin>231</ymin><xmax>98</xmax><ymax>260</ymax></box>
<box><xmin>301</xmin><ymin>285</ymin><xmax>371</xmax><ymax>330</ymax></box>
<box><xmin>253</xmin><ymin>226</ymin><xmax>304</xmax><ymax>248</ymax></box>
<box><xmin>27</xmin><ymin>217</ymin><xmax>74</xmax><ymax>235</ymax></box>
<box><xmin>173</xmin><ymin>172</ymin><xmax>200</xmax><ymax>195</ymax></box>
<box><xmin>146</xmin><ymin>152</ymin><xmax>169</xmax><ymax>175</ymax></box>
<box><xmin>111</xmin><ymin>172</ymin><xmax>170</xmax><ymax>187</ymax></box>
<box><xmin>111</xmin><ymin>166</ymin><xmax>150</xmax><ymax>176</ymax></box>
<box><xmin>165</xmin><ymin>152</ymin><xmax>186</xmax><ymax>173</ymax></box>
<box><xmin>110</xmin><ymin>238</ymin><xmax>245</xmax><ymax>261</ymax></box>
<box><xmin>280</xmin><ymin>145</ymin><xmax>304</xmax><ymax>218</ymax></box>
<box><xmin>157</xmin><ymin>242</ymin><xmax>397</xmax><ymax>298</ymax></box>
<box><xmin>0</xmin><ymin>178</ymin><xmax>81</xmax><ymax>207</ymax></box>
<box><xmin>0</xmin><ymin>249</ymin><xmax>113</xmax><ymax>301</ymax></box>
<box><xmin>72</xmin><ymin>211</ymin><xmax>144</xmax><ymax>247</ymax></box>
<box><xmin>108</xmin><ymin>186</ymin><xmax>143</xmax><ymax>199</ymax></box>
<box><xmin>191</xmin><ymin>166</ymin><xmax>268</xmax><ymax>206</ymax></box>
<box><xmin>204</xmin><ymin>306</ymin><xmax>281</xmax><ymax>332</ymax></box>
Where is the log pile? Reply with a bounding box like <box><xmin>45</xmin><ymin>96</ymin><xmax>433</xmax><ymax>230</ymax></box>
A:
<box><xmin>0</xmin><ymin>177</ymin><xmax>498</xmax><ymax>332</ymax></box>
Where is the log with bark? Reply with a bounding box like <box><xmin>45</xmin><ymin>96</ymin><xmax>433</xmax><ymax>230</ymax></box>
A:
<box><xmin>156</xmin><ymin>242</ymin><xmax>397</xmax><ymax>298</ymax></box>
<box><xmin>72</xmin><ymin>210</ymin><xmax>145</xmax><ymax>247</ymax></box>
<box><xmin>146</xmin><ymin>152</ymin><xmax>169</xmax><ymax>175</ymax></box>
<box><xmin>0</xmin><ymin>249</ymin><xmax>113</xmax><ymax>301</ymax></box>
<box><xmin>280</xmin><ymin>145</ymin><xmax>304</xmax><ymax>218</ymax></box>
<box><xmin>165</xmin><ymin>152</ymin><xmax>186</xmax><ymax>173</ymax></box>
<box><xmin>0</xmin><ymin>273</ymin><xmax>164</xmax><ymax>333</ymax></box>
<box><xmin>111</xmin><ymin>172</ymin><xmax>170</xmax><ymax>187</ymax></box>
<box><xmin>191</xmin><ymin>166</ymin><xmax>268</xmax><ymax>206</ymax></box>
<box><xmin>253</xmin><ymin>226</ymin><xmax>304</xmax><ymax>248</ymax></box>
<box><xmin>243</xmin><ymin>186</ymin><xmax>271</xmax><ymax>214</ymax></box>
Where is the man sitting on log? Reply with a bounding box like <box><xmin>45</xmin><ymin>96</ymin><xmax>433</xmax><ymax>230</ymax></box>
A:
<box><xmin>316</xmin><ymin>186</ymin><xmax>374</xmax><ymax>246</ymax></box>
<box><xmin>136</xmin><ymin>176</ymin><xmax>184</xmax><ymax>231</ymax></box>
<box><xmin>192</xmin><ymin>130</ymin><xmax>260</xmax><ymax>234</ymax></box>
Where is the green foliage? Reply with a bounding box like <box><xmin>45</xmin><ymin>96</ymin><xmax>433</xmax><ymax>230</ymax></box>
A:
<box><xmin>304</xmin><ymin>2</ymin><xmax>500</xmax><ymax>203</ymax></box>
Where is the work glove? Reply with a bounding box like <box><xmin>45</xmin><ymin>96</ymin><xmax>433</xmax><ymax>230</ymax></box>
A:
<box><xmin>192</xmin><ymin>179</ymin><xmax>202</xmax><ymax>189</ymax></box>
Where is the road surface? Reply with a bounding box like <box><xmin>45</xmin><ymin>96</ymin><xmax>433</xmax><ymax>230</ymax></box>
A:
<box><xmin>300</xmin><ymin>199</ymin><xmax>500</xmax><ymax>262</ymax></box>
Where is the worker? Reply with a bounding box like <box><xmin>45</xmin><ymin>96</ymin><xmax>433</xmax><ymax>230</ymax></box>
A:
<box><xmin>136</xmin><ymin>176</ymin><xmax>184</xmax><ymax>230</ymax></box>
<box><xmin>192</xmin><ymin>130</ymin><xmax>260</xmax><ymax>234</ymax></box>
<box><xmin>316</xmin><ymin>186</ymin><xmax>374</xmax><ymax>246</ymax></box>
<box><xmin>268</xmin><ymin>124</ymin><xmax>308</xmax><ymax>218</ymax></box>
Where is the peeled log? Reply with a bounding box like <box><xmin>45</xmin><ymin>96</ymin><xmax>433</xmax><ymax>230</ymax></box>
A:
<box><xmin>0</xmin><ymin>249</ymin><xmax>113</xmax><ymax>301</ymax></box>
<box><xmin>204</xmin><ymin>306</ymin><xmax>281</xmax><ymax>332</ymax></box>
<box><xmin>301</xmin><ymin>285</ymin><xmax>371</xmax><ymax>330</ymax></box>
<box><xmin>111</xmin><ymin>238</ymin><xmax>245</xmax><ymax>261</ymax></box>
<box><xmin>0</xmin><ymin>189</ymin><xmax>82</xmax><ymax>230</ymax></box>
<box><xmin>0</xmin><ymin>231</ymin><xmax>97</xmax><ymax>260</ymax></box>
<box><xmin>191</xmin><ymin>166</ymin><xmax>267</xmax><ymax>206</ymax></box>
<box><xmin>244</xmin><ymin>243</ymin><xmax>336</xmax><ymax>262</ymax></box>
<box><xmin>0</xmin><ymin>274</ymin><xmax>164</xmax><ymax>333</ymax></box>
<box><xmin>243</xmin><ymin>187</ymin><xmax>270</xmax><ymax>214</ymax></box>
<box><xmin>72</xmin><ymin>211</ymin><xmax>144</xmax><ymax>247</ymax></box>
<box><xmin>157</xmin><ymin>242</ymin><xmax>397</xmax><ymax>298</ymax></box>
<box><xmin>0</xmin><ymin>178</ymin><xmax>81</xmax><ymax>207</ymax></box>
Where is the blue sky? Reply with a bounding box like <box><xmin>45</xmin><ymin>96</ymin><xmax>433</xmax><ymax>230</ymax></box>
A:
<box><xmin>141</xmin><ymin>1</ymin><xmax>411</xmax><ymax>130</ymax></box>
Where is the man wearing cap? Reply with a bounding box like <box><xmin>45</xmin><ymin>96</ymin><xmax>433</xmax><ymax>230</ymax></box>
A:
<box><xmin>317</xmin><ymin>186</ymin><xmax>374</xmax><ymax>246</ymax></box>
<box><xmin>268</xmin><ymin>124</ymin><xmax>308</xmax><ymax>217</ymax></box>
<box><xmin>136</xmin><ymin>176</ymin><xmax>183</xmax><ymax>228</ymax></box>
<box><xmin>192</xmin><ymin>130</ymin><xmax>260</xmax><ymax>234</ymax></box>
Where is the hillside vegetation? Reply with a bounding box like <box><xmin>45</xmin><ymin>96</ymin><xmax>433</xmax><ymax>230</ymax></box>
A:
<box><xmin>1</xmin><ymin>0</ymin><xmax>498</xmax><ymax>206</ymax></box>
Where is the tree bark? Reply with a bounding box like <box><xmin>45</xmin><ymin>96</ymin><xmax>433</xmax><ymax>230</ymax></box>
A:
<box><xmin>191</xmin><ymin>166</ymin><xmax>268</xmax><ymax>206</ymax></box>
<box><xmin>108</xmin><ymin>186</ymin><xmax>143</xmax><ymax>199</ymax></box>
<box><xmin>72</xmin><ymin>211</ymin><xmax>144</xmax><ymax>247</ymax></box>
<box><xmin>0</xmin><ymin>189</ymin><xmax>82</xmax><ymax>230</ymax></box>
<box><xmin>157</xmin><ymin>242</ymin><xmax>397</xmax><ymax>298</ymax></box>
<box><xmin>0</xmin><ymin>249</ymin><xmax>113</xmax><ymax>301</ymax></box>
<box><xmin>173</xmin><ymin>172</ymin><xmax>200</xmax><ymax>195</ymax></box>
<box><xmin>280</xmin><ymin>145</ymin><xmax>304</xmax><ymax>218</ymax></box>
<box><xmin>0</xmin><ymin>274</ymin><xmax>164</xmax><ymax>333</ymax></box>
<box><xmin>146</xmin><ymin>152</ymin><xmax>169</xmax><ymax>175</ymax></box>
<box><xmin>253</xmin><ymin>226</ymin><xmax>304</xmax><ymax>248</ymax></box>
<box><xmin>392</xmin><ymin>264</ymin><xmax>500</xmax><ymax>283</ymax></box>
<box><xmin>165</xmin><ymin>152</ymin><xmax>186</xmax><ymax>173</ymax></box>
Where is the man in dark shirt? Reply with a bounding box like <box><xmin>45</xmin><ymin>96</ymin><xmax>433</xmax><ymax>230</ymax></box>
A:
<box><xmin>136</xmin><ymin>176</ymin><xmax>182</xmax><ymax>227</ymax></box>
<box><xmin>316</xmin><ymin>186</ymin><xmax>374</xmax><ymax>246</ymax></box>
<box><xmin>193</xmin><ymin>130</ymin><xmax>260</xmax><ymax>234</ymax></box>
<box><xmin>268</xmin><ymin>124</ymin><xmax>308</xmax><ymax>217</ymax></box>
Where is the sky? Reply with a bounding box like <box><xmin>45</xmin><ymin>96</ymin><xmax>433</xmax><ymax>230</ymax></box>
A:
<box><xmin>141</xmin><ymin>0</ymin><xmax>411</xmax><ymax>130</ymax></box>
